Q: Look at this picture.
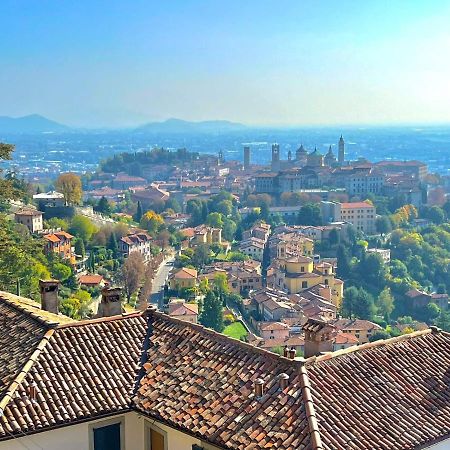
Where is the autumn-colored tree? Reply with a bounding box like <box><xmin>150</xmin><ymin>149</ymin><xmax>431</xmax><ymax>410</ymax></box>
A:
<box><xmin>55</xmin><ymin>173</ymin><xmax>83</xmax><ymax>205</ymax></box>
<box><xmin>140</xmin><ymin>210</ymin><xmax>164</xmax><ymax>234</ymax></box>
<box><xmin>120</xmin><ymin>252</ymin><xmax>145</xmax><ymax>302</ymax></box>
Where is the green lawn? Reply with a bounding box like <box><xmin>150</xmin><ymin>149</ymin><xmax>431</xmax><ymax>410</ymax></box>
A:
<box><xmin>223</xmin><ymin>321</ymin><xmax>248</xmax><ymax>340</ymax></box>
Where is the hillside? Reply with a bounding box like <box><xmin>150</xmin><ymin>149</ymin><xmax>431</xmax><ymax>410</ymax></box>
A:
<box><xmin>0</xmin><ymin>114</ymin><xmax>69</xmax><ymax>133</ymax></box>
<box><xmin>135</xmin><ymin>118</ymin><xmax>246</xmax><ymax>134</ymax></box>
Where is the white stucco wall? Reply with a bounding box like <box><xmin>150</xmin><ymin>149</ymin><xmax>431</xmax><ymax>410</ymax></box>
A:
<box><xmin>427</xmin><ymin>440</ymin><xmax>450</xmax><ymax>449</ymax></box>
<box><xmin>0</xmin><ymin>412</ymin><xmax>222</xmax><ymax>450</ymax></box>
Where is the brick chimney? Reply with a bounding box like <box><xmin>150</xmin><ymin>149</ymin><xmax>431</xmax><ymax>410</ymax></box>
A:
<box><xmin>318</xmin><ymin>285</ymin><xmax>332</xmax><ymax>301</ymax></box>
<box><xmin>303</xmin><ymin>318</ymin><xmax>336</xmax><ymax>358</ymax></box>
<box><xmin>254</xmin><ymin>378</ymin><xmax>264</xmax><ymax>398</ymax></box>
<box><xmin>39</xmin><ymin>280</ymin><xmax>60</xmax><ymax>314</ymax></box>
<box><xmin>97</xmin><ymin>287</ymin><xmax>123</xmax><ymax>317</ymax></box>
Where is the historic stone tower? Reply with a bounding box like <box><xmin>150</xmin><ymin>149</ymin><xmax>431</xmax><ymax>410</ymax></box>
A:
<box><xmin>338</xmin><ymin>135</ymin><xmax>345</xmax><ymax>164</ymax></box>
<box><xmin>243</xmin><ymin>146</ymin><xmax>251</xmax><ymax>171</ymax></box>
<box><xmin>271</xmin><ymin>143</ymin><xmax>280</xmax><ymax>171</ymax></box>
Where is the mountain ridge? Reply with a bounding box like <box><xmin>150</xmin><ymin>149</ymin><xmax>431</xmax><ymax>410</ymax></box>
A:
<box><xmin>0</xmin><ymin>114</ymin><xmax>69</xmax><ymax>133</ymax></box>
<box><xmin>135</xmin><ymin>118</ymin><xmax>246</xmax><ymax>133</ymax></box>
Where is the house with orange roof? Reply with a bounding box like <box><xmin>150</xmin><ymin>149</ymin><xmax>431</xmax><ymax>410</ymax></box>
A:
<box><xmin>78</xmin><ymin>274</ymin><xmax>106</xmax><ymax>288</ymax></box>
<box><xmin>168</xmin><ymin>267</ymin><xmax>198</xmax><ymax>291</ymax></box>
<box><xmin>43</xmin><ymin>230</ymin><xmax>75</xmax><ymax>264</ymax></box>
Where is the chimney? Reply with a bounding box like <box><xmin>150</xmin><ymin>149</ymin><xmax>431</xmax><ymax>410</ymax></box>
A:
<box><xmin>254</xmin><ymin>378</ymin><xmax>264</xmax><ymax>398</ymax></box>
<box><xmin>278</xmin><ymin>373</ymin><xmax>289</xmax><ymax>390</ymax></box>
<box><xmin>39</xmin><ymin>280</ymin><xmax>59</xmax><ymax>314</ymax></box>
<box><xmin>283</xmin><ymin>345</ymin><xmax>289</xmax><ymax>358</ymax></box>
<box><xmin>288</xmin><ymin>347</ymin><xmax>296</xmax><ymax>360</ymax></box>
<box><xmin>98</xmin><ymin>287</ymin><xmax>123</xmax><ymax>317</ymax></box>
<box><xmin>318</xmin><ymin>285</ymin><xmax>332</xmax><ymax>301</ymax></box>
<box><xmin>303</xmin><ymin>318</ymin><xmax>336</xmax><ymax>358</ymax></box>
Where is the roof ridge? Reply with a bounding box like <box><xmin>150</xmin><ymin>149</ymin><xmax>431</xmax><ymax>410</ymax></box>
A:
<box><xmin>0</xmin><ymin>293</ymin><xmax>61</xmax><ymax>328</ymax></box>
<box><xmin>299</xmin><ymin>364</ymin><xmax>323</xmax><ymax>450</ymax></box>
<box><xmin>57</xmin><ymin>310</ymin><xmax>145</xmax><ymax>329</ymax></box>
<box><xmin>149</xmin><ymin>309</ymin><xmax>297</xmax><ymax>364</ymax></box>
<box><xmin>304</xmin><ymin>328</ymin><xmax>433</xmax><ymax>365</ymax></box>
<box><xmin>0</xmin><ymin>328</ymin><xmax>55</xmax><ymax>416</ymax></box>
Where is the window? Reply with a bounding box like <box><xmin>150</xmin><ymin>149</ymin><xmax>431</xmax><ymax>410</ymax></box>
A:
<box><xmin>90</xmin><ymin>418</ymin><xmax>124</xmax><ymax>450</ymax></box>
<box><xmin>302</xmin><ymin>281</ymin><xmax>308</xmax><ymax>289</ymax></box>
<box><xmin>145</xmin><ymin>422</ymin><xmax>168</xmax><ymax>450</ymax></box>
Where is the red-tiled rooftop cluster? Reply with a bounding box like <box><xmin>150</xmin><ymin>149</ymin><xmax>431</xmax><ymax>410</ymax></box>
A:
<box><xmin>1</xmin><ymin>291</ymin><xmax>450</xmax><ymax>449</ymax></box>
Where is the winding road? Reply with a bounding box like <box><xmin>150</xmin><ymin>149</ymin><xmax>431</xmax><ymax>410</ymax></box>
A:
<box><xmin>150</xmin><ymin>255</ymin><xmax>175</xmax><ymax>310</ymax></box>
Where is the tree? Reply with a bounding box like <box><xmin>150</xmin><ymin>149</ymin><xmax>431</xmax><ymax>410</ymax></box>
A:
<box><xmin>94</xmin><ymin>196</ymin><xmax>112</xmax><ymax>216</ymax></box>
<box><xmin>329</xmin><ymin>228</ymin><xmax>340</xmax><ymax>247</ymax></box>
<box><xmin>55</xmin><ymin>173</ymin><xmax>82</xmax><ymax>205</ymax></box>
<box><xmin>377</xmin><ymin>287</ymin><xmax>394</xmax><ymax>321</ymax></box>
<box><xmin>140</xmin><ymin>210</ymin><xmax>164</xmax><ymax>234</ymax></box>
<box><xmin>353</xmin><ymin>288</ymin><xmax>376</xmax><ymax>320</ymax></box>
<box><xmin>336</xmin><ymin>245</ymin><xmax>352</xmax><ymax>280</ymax></box>
<box><xmin>390</xmin><ymin>259</ymin><xmax>408</xmax><ymax>278</ymax></box>
<box><xmin>222</xmin><ymin>217</ymin><xmax>237</xmax><ymax>241</ymax></box>
<box><xmin>369</xmin><ymin>330</ymin><xmax>391</xmax><ymax>342</ymax></box>
<box><xmin>134</xmin><ymin>201</ymin><xmax>143</xmax><ymax>223</ymax></box>
<box><xmin>191</xmin><ymin>244</ymin><xmax>211</xmax><ymax>268</ymax></box>
<box><xmin>206</xmin><ymin>212</ymin><xmax>223</xmax><ymax>228</ymax></box>
<box><xmin>376</xmin><ymin>216</ymin><xmax>392</xmax><ymax>235</ymax></box>
<box><xmin>358</xmin><ymin>253</ymin><xmax>386</xmax><ymax>287</ymax></box>
<box><xmin>69</xmin><ymin>215</ymin><xmax>97</xmax><ymax>242</ymax></box>
<box><xmin>426</xmin><ymin>206</ymin><xmax>446</xmax><ymax>225</ymax></box>
<box><xmin>52</xmin><ymin>262</ymin><xmax>72</xmax><ymax>282</ymax></box>
<box><xmin>216</xmin><ymin>200</ymin><xmax>233</xmax><ymax>217</ymax></box>
<box><xmin>0</xmin><ymin>143</ymin><xmax>21</xmax><ymax>207</ymax></box>
<box><xmin>341</xmin><ymin>286</ymin><xmax>359</xmax><ymax>318</ymax></box>
<box><xmin>297</xmin><ymin>203</ymin><xmax>322</xmax><ymax>226</ymax></box>
<box><xmin>46</xmin><ymin>217</ymin><xmax>69</xmax><ymax>230</ymax></box>
<box><xmin>107</xmin><ymin>232</ymin><xmax>118</xmax><ymax>257</ymax></box>
<box><xmin>74</xmin><ymin>238</ymin><xmax>86</xmax><ymax>259</ymax></box>
<box><xmin>213</xmin><ymin>272</ymin><xmax>229</xmax><ymax>301</ymax></box>
<box><xmin>120</xmin><ymin>252</ymin><xmax>145</xmax><ymax>302</ymax></box>
<box><xmin>200</xmin><ymin>290</ymin><xmax>224</xmax><ymax>332</ymax></box>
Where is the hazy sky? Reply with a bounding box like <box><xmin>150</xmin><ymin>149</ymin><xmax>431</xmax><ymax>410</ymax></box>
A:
<box><xmin>1</xmin><ymin>0</ymin><xmax>450</xmax><ymax>127</ymax></box>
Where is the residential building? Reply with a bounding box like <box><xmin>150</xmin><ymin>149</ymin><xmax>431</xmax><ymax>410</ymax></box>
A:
<box><xmin>32</xmin><ymin>190</ymin><xmax>65</xmax><ymax>207</ymax></box>
<box><xmin>375</xmin><ymin>160</ymin><xmax>428</xmax><ymax>181</ymax></box>
<box><xmin>14</xmin><ymin>209</ymin><xmax>43</xmax><ymax>233</ymax></box>
<box><xmin>258</xmin><ymin>321</ymin><xmax>290</xmax><ymax>341</ymax></box>
<box><xmin>405</xmin><ymin>289</ymin><xmax>449</xmax><ymax>311</ymax></box>
<box><xmin>321</xmin><ymin>200</ymin><xmax>376</xmax><ymax>233</ymax></box>
<box><xmin>78</xmin><ymin>274</ymin><xmax>106</xmax><ymax>289</ymax></box>
<box><xmin>119</xmin><ymin>232</ymin><xmax>152</xmax><ymax>261</ymax></box>
<box><xmin>1</xmin><ymin>290</ymin><xmax>450</xmax><ymax>450</ymax></box>
<box><xmin>331</xmin><ymin>318</ymin><xmax>382</xmax><ymax>344</ymax></box>
<box><xmin>333</xmin><ymin>332</ymin><xmax>359</xmax><ymax>351</ymax></box>
<box><xmin>43</xmin><ymin>230</ymin><xmax>75</xmax><ymax>264</ymax></box>
<box><xmin>169</xmin><ymin>267</ymin><xmax>198</xmax><ymax>291</ymax></box>
<box><xmin>168</xmin><ymin>299</ymin><xmax>198</xmax><ymax>323</ymax></box>
<box><xmin>238</xmin><ymin>237</ymin><xmax>266</xmax><ymax>261</ymax></box>
<box><xmin>112</xmin><ymin>172</ymin><xmax>147</xmax><ymax>189</ymax></box>
<box><xmin>271</xmin><ymin>256</ymin><xmax>344</xmax><ymax>308</ymax></box>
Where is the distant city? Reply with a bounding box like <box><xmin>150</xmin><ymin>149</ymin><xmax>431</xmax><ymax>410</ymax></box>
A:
<box><xmin>1</xmin><ymin>120</ymin><xmax>450</xmax><ymax>183</ymax></box>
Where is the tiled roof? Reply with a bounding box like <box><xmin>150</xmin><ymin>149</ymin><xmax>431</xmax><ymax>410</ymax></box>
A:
<box><xmin>306</xmin><ymin>329</ymin><xmax>450</xmax><ymax>449</ymax></box>
<box><xmin>0</xmin><ymin>312</ymin><xmax>146</xmax><ymax>438</ymax></box>
<box><xmin>332</xmin><ymin>318</ymin><xmax>382</xmax><ymax>332</ymax></box>
<box><xmin>2</xmin><ymin>292</ymin><xmax>450</xmax><ymax>449</ymax></box>
<box><xmin>134</xmin><ymin>313</ymin><xmax>311</xmax><ymax>450</ymax></box>
<box><xmin>78</xmin><ymin>274</ymin><xmax>104</xmax><ymax>285</ymax></box>
<box><xmin>340</xmin><ymin>201</ymin><xmax>374</xmax><ymax>209</ymax></box>
<box><xmin>172</xmin><ymin>267</ymin><xmax>198</xmax><ymax>279</ymax></box>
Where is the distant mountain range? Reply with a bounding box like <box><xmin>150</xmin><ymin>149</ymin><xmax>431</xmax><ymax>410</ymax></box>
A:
<box><xmin>135</xmin><ymin>118</ymin><xmax>246</xmax><ymax>133</ymax></box>
<box><xmin>0</xmin><ymin>114</ymin><xmax>69</xmax><ymax>133</ymax></box>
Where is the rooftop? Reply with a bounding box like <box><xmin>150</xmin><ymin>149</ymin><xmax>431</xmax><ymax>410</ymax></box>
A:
<box><xmin>0</xmin><ymin>292</ymin><xmax>449</xmax><ymax>449</ymax></box>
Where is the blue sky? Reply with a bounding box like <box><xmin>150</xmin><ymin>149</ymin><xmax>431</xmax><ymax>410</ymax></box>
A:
<box><xmin>1</xmin><ymin>0</ymin><xmax>450</xmax><ymax>127</ymax></box>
